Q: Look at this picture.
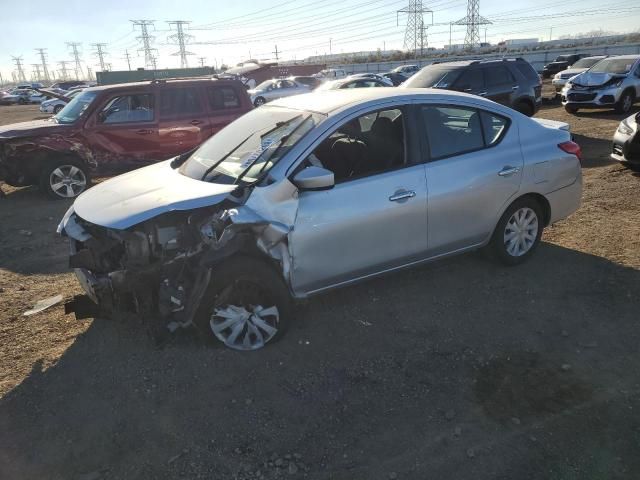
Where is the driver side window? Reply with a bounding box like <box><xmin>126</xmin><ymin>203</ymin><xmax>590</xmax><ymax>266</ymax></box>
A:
<box><xmin>305</xmin><ymin>108</ymin><xmax>405</xmax><ymax>182</ymax></box>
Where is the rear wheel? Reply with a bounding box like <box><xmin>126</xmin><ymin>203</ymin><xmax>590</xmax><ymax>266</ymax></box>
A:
<box><xmin>564</xmin><ymin>105</ymin><xmax>578</xmax><ymax>114</ymax></box>
<box><xmin>615</xmin><ymin>90</ymin><xmax>634</xmax><ymax>114</ymax></box>
<box><xmin>514</xmin><ymin>100</ymin><xmax>534</xmax><ymax>117</ymax></box>
<box><xmin>253</xmin><ymin>96</ymin><xmax>266</xmax><ymax>107</ymax></box>
<box><xmin>193</xmin><ymin>257</ymin><xmax>292</xmax><ymax>351</ymax></box>
<box><xmin>39</xmin><ymin>159</ymin><xmax>90</xmax><ymax>200</ymax></box>
<box><xmin>488</xmin><ymin>198</ymin><xmax>544</xmax><ymax>265</ymax></box>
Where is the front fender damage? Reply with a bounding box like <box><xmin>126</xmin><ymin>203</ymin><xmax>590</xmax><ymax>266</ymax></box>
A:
<box><xmin>61</xmin><ymin>180</ymin><xmax>299</xmax><ymax>340</ymax></box>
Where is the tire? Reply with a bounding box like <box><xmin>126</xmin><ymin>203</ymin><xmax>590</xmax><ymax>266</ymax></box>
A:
<box><xmin>39</xmin><ymin>158</ymin><xmax>90</xmax><ymax>200</ymax></box>
<box><xmin>564</xmin><ymin>105</ymin><xmax>578</xmax><ymax>114</ymax></box>
<box><xmin>253</xmin><ymin>96</ymin><xmax>266</xmax><ymax>107</ymax></box>
<box><xmin>615</xmin><ymin>90</ymin><xmax>634</xmax><ymax>114</ymax></box>
<box><xmin>53</xmin><ymin>104</ymin><xmax>64</xmax><ymax>114</ymax></box>
<box><xmin>514</xmin><ymin>100</ymin><xmax>534</xmax><ymax>117</ymax></box>
<box><xmin>18</xmin><ymin>98</ymin><xmax>26</xmax><ymax>105</ymax></box>
<box><xmin>193</xmin><ymin>256</ymin><xmax>293</xmax><ymax>351</ymax></box>
<box><xmin>488</xmin><ymin>197</ymin><xmax>544</xmax><ymax>266</ymax></box>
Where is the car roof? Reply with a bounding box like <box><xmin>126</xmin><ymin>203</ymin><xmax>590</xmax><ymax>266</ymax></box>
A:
<box><xmin>84</xmin><ymin>78</ymin><xmax>241</xmax><ymax>92</ymax></box>
<box><xmin>268</xmin><ymin>87</ymin><xmax>503</xmax><ymax>115</ymax></box>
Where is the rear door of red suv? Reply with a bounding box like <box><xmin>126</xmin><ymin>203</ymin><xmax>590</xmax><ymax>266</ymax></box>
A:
<box><xmin>204</xmin><ymin>83</ymin><xmax>251</xmax><ymax>135</ymax></box>
<box><xmin>157</xmin><ymin>83</ymin><xmax>212</xmax><ymax>157</ymax></box>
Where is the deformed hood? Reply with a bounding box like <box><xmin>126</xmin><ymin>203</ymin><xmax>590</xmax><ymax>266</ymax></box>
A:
<box><xmin>0</xmin><ymin>119</ymin><xmax>67</xmax><ymax>139</ymax></box>
<box><xmin>571</xmin><ymin>71</ymin><xmax>625</xmax><ymax>86</ymax></box>
<box><xmin>73</xmin><ymin>160</ymin><xmax>238</xmax><ymax>230</ymax></box>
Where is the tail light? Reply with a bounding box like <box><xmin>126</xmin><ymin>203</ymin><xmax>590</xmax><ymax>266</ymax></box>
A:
<box><xmin>558</xmin><ymin>140</ymin><xmax>582</xmax><ymax>161</ymax></box>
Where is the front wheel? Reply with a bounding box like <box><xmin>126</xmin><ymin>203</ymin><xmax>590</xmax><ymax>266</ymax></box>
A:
<box><xmin>488</xmin><ymin>198</ymin><xmax>544</xmax><ymax>265</ymax></box>
<box><xmin>615</xmin><ymin>90</ymin><xmax>634</xmax><ymax>114</ymax></box>
<box><xmin>39</xmin><ymin>159</ymin><xmax>90</xmax><ymax>200</ymax></box>
<box><xmin>193</xmin><ymin>257</ymin><xmax>292</xmax><ymax>351</ymax></box>
<box><xmin>253</xmin><ymin>96</ymin><xmax>266</xmax><ymax>107</ymax></box>
<box><xmin>564</xmin><ymin>105</ymin><xmax>578</xmax><ymax>114</ymax></box>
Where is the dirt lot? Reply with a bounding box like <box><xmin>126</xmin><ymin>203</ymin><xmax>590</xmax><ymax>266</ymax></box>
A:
<box><xmin>0</xmin><ymin>93</ymin><xmax>639</xmax><ymax>480</ymax></box>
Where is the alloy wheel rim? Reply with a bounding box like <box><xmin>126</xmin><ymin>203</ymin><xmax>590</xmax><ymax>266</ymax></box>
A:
<box><xmin>49</xmin><ymin>165</ymin><xmax>87</xmax><ymax>198</ymax></box>
<box><xmin>210</xmin><ymin>294</ymin><xmax>279</xmax><ymax>351</ymax></box>
<box><xmin>623</xmin><ymin>95</ymin><xmax>632</xmax><ymax>112</ymax></box>
<box><xmin>503</xmin><ymin>207</ymin><xmax>539</xmax><ymax>257</ymax></box>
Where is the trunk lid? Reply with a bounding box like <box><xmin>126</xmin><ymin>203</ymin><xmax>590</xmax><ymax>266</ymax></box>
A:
<box><xmin>532</xmin><ymin>118</ymin><xmax>570</xmax><ymax>132</ymax></box>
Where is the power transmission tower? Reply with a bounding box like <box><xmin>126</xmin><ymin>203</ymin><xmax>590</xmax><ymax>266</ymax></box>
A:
<box><xmin>67</xmin><ymin>42</ymin><xmax>84</xmax><ymax>79</ymax></box>
<box><xmin>397</xmin><ymin>1</ymin><xmax>433</xmax><ymax>54</ymax></box>
<box><xmin>198</xmin><ymin>56</ymin><xmax>206</xmax><ymax>67</ymax></box>
<box><xmin>58</xmin><ymin>61</ymin><xmax>71</xmax><ymax>80</ymax></box>
<box><xmin>167</xmin><ymin>20</ymin><xmax>194</xmax><ymax>68</ymax></box>
<box><xmin>11</xmin><ymin>56</ymin><xmax>27</xmax><ymax>82</ymax></box>
<box><xmin>131</xmin><ymin>20</ymin><xmax>158</xmax><ymax>70</ymax></box>
<box><xmin>123</xmin><ymin>50</ymin><xmax>132</xmax><ymax>70</ymax></box>
<box><xmin>35</xmin><ymin>48</ymin><xmax>51</xmax><ymax>82</ymax></box>
<box><xmin>453</xmin><ymin>0</ymin><xmax>491</xmax><ymax>48</ymax></box>
<box><xmin>31</xmin><ymin>63</ymin><xmax>42</xmax><ymax>82</ymax></box>
<box><xmin>87</xmin><ymin>66</ymin><xmax>93</xmax><ymax>81</ymax></box>
<box><xmin>273</xmin><ymin>45</ymin><xmax>281</xmax><ymax>62</ymax></box>
<box><xmin>92</xmin><ymin>43</ymin><xmax>108</xmax><ymax>72</ymax></box>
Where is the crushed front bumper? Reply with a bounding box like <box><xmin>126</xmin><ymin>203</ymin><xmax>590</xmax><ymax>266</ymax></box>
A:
<box><xmin>561</xmin><ymin>85</ymin><xmax>621</xmax><ymax>109</ymax></box>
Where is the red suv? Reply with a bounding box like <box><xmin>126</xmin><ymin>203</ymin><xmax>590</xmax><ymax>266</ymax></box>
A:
<box><xmin>0</xmin><ymin>78</ymin><xmax>252</xmax><ymax>199</ymax></box>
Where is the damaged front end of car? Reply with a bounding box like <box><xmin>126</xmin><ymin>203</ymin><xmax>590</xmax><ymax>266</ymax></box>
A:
<box><xmin>57</xmin><ymin>180</ymin><xmax>297</xmax><ymax>342</ymax></box>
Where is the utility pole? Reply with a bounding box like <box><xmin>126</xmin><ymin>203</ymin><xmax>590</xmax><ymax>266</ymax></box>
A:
<box><xmin>58</xmin><ymin>60</ymin><xmax>71</xmax><ymax>80</ymax></box>
<box><xmin>86</xmin><ymin>66</ymin><xmax>93</xmax><ymax>81</ymax></box>
<box><xmin>398</xmin><ymin>1</ymin><xmax>433</xmax><ymax>55</ymax></box>
<box><xmin>131</xmin><ymin>20</ymin><xmax>157</xmax><ymax>70</ymax></box>
<box><xmin>273</xmin><ymin>45</ymin><xmax>280</xmax><ymax>62</ymax></box>
<box><xmin>67</xmin><ymin>42</ymin><xmax>84</xmax><ymax>79</ymax></box>
<box><xmin>11</xmin><ymin>56</ymin><xmax>27</xmax><ymax>82</ymax></box>
<box><xmin>34</xmin><ymin>48</ymin><xmax>51</xmax><ymax>82</ymax></box>
<box><xmin>167</xmin><ymin>20</ymin><xmax>194</xmax><ymax>68</ymax></box>
<box><xmin>449</xmin><ymin>22</ymin><xmax>453</xmax><ymax>49</ymax></box>
<box><xmin>549</xmin><ymin>27</ymin><xmax>553</xmax><ymax>42</ymax></box>
<box><xmin>31</xmin><ymin>64</ymin><xmax>42</xmax><ymax>82</ymax></box>
<box><xmin>453</xmin><ymin>0</ymin><xmax>492</xmax><ymax>49</ymax></box>
<box><xmin>329</xmin><ymin>38</ymin><xmax>332</xmax><ymax>55</ymax></box>
<box><xmin>198</xmin><ymin>56</ymin><xmax>206</xmax><ymax>67</ymax></box>
<box><xmin>92</xmin><ymin>43</ymin><xmax>108</xmax><ymax>72</ymax></box>
<box><xmin>123</xmin><ymin>50</ymin><xmax>132</xmax><ymax>70</ymax></box>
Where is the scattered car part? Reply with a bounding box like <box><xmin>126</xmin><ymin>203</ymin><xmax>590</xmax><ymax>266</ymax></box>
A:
<box><xmin>24</xmin><ymin>294</ymin><xmax>63</xmax><ymax>316</ymax></box>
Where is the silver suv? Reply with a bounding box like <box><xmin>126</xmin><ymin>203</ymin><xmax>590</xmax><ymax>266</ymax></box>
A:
<box><xmin>562</xmin><ymin>55</ymin><xmax>640</xmax><ymax>114</ymax></box>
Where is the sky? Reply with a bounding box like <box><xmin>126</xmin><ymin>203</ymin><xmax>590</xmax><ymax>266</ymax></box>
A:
<box><xmin>1</xmin><ymin>0</ymin><xmax>639</xmax><ymax>83</ymax></box>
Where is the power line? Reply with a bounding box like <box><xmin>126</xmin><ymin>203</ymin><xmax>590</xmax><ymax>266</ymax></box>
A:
<box><xmin>12</xmin><ymin>56</ymin><xmax>26</xmax><ymax>82</ymax></box>
<box><xmin>34</xmin><ymin>48</ymin><xmax>51</xmax><ymax>82</ymax></box>
<box><xmin>453</xmin><ymin>0</ymin><xmax>491</xmax><ymax>48</ymax></box>
<box><xmin>131</xmin><ymin>20</ymin><xmax>157</xmax><ymax>70</ymax></box>
<box><xmin>167</xmin><ymin>20</ymin><xmax>194</xmax><ymax>68</ymax></box>
<box><xmin>92</xmin><ymin>43</ymin><xmax>109</xmax><ymax>72</ymax></box>
<box><xmin>67</xmin><ymin>42</ymin><xmax>84</xmax><ymax>80</ymax></box>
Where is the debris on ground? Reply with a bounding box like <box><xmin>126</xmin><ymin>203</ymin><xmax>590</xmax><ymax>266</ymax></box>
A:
<box><xmin>23</xmin><ymin>294</ymin><xmax>63</xmax><ymax>316</ymax></box>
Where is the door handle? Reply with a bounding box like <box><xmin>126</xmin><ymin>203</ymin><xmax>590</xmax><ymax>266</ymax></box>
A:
<box><xmin>135</xmin><ymin>129</ymin><xmax>153</xmax><ymax>135</ymax></box>
<box><xmin>478</xmin><ymin>91</ymin><xmax>488</xmax><ymax>96</ymax></box>
<box><xmin>190</xmin><ymin>120</ymin><xmax>203</xmax><ymax>126</ymax></box>
<box><xmin>511</xmin><ymin>85</ymin><xmax>519</xmax><ymax>91</ymax></box>
<box><xmin>389</xmin><ymin>190</ymin><xmax>416</xmax><ymax>202</ymax></box>
<box><xmin>498</xmin><ymin>166</ymin><xmax>520</xmax><ymax>177</ymax></box>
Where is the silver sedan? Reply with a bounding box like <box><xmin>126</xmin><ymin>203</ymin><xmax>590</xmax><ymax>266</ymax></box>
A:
<box><xmin>247</xmin><ymin>78</ymin><xmax>310</xmax><ymax>107</ymax></box>
<box><xmin>59</xmin><ymin>88</ymin><xmax>583</xmax><ymax>350</ymax></box>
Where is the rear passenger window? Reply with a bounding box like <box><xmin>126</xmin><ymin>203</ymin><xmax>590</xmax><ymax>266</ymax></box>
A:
<box><xmin>208</xmin><ymin>86</ymin><xmax>240</xmax><ymax>109</ymax></box>
<box><xmin>160</xmin><ymin>88</ymin><xmax>202</xmax><ymax>116</ymax></box>
<box><xmin>422</xmin><ymin>106</ymin><xmax>508</xmax><ymax>159</ymax></box>
<box><xmin>485</xmin><ymin>66</ymin><xmax>514</xmax><ymax>86</ymax></box>
<box><xmin>455</xmin><ymin>69</ymin><xmax>484</xmax><ymax>90</ymax></box>
<box><xmin>480</xmin><ymin>111</ymin><xmax>508</xmax><ymax>145</ymax></box>
<box><xmin>99</xmin><ymin>94</ymin><xmax>154</xmax><ymax>124</ymax></box>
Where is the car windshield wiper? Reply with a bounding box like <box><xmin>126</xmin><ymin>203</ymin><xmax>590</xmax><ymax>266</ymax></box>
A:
<box><xmin>199</xmin><ymin>132</ymin><xmax>255</xmax><ymax>181</ymax></box>
<box><xmin>235</xmin><ymin>114</ymin><xmax>311</xmax><ymax>184</ymax></box>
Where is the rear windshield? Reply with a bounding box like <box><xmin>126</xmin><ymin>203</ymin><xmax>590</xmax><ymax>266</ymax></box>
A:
<box><xmin>402</xmin><ymin>66</ymin><xmax>462</xmax><ymax>88</ymax></box>
<box><xmin>589</xmin><ymin>57</ymin><xmax>637</xmax><ymax>75</ymax></box>
<box><xmin>515</xmin><ymin>62</ymin><xmax>539</xmax><ymax>81</ymax></box>
<box><xmin>555</xmin><ymin>56</ymin><xmax>571</xmax><ymax>62</ymax></box>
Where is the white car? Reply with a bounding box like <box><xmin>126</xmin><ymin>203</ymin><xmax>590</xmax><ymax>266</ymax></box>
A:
<box><xmin>551</xmin><ymin>56</ymin><xmax>606</xmax><ymax>93</ymax></box>
<box><xmin>40</xmin><ymin>88</ymin><xmax>84</xmax><ymax>114</ymax></box>
<box><xmin>247</xmin><ymin>79</ymin><xmax>310</xmax><ymax>107</ymax></box>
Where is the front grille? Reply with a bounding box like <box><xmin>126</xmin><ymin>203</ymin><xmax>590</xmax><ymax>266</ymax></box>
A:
<box><xmin>568</xmin><ymin>92</ymin><xmax>597</xmax><ymax>102</ymax></box>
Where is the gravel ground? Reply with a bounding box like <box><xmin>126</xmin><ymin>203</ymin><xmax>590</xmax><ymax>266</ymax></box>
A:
<box><xmin>0</xmin><ymin>91</ymin><xmax>639</xmax><ymax>479</ymax></box>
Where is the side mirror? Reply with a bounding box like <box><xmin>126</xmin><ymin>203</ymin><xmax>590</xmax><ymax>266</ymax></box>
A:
<box><xmin>292</xmin><ymin>166</ymin><xmax>334</xmax><ymax>191</ymax></box>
